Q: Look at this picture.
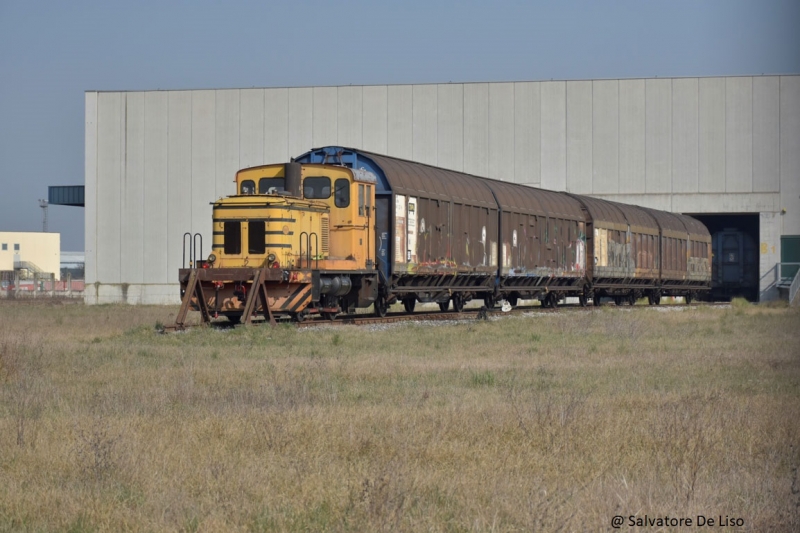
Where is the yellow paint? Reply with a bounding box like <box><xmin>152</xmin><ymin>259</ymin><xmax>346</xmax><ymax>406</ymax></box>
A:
<box><xmin>761</xmin><ymin>242</ymin><xmax>768</xmax><ymax>254</ymax></box>
<box><xmin>208</xmin><ymin>163</ymin><xmax>376</xmax><ymax>273</ymax></box>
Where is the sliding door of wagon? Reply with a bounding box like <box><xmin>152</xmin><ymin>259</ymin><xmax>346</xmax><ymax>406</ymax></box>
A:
<box><xmin>450</xmin><ymin>202</ymin><xmax>497</xmax><ymax>273</ymax></box>
<box><xmin>414</xmin><ymin>197</ymin><xmax>450</xmax><ymax>268</ymax></box>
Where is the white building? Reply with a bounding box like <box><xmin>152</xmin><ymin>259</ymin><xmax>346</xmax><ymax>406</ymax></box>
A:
<box><xmin>85</xmin><ymin>75</ymin><xmax>800</xmax><ymax>304</ymax></box>
<box><xmin>0</xmin><ymin>232</ymin><xmax>60</xmax><ymax>280</ymax></box>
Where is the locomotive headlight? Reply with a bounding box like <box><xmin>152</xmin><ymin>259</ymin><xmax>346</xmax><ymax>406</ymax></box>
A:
<box><xmin>207</xmin><ymin>253</ymin><xmax>217</xmax><ymax>264</ymax></box>
<box><xmin>267</xmin><ymin>253</ymin><xmax>277</xmax><ymax>263</ymax></box>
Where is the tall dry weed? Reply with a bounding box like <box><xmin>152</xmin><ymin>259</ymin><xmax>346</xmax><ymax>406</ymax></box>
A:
<box><xmin>0</xmin><ymin>329</ymin><xmax>45</xmax><ymax>448</ymax></box>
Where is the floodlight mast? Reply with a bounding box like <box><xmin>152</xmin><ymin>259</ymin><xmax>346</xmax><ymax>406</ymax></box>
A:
<box><xmin>38</xmin><ymin>199</ymin><xmax>48</xmax><ymax>232</ymax></box>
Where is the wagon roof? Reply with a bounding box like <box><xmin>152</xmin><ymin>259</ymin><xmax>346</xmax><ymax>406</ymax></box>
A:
<box><xmin>362</xmin><ymin>152</ymin><xmax>497</xmax><ymax>208</ymax></box>
<box><xmin>481</xmin><ymin>180</ymin><xmax>585</xmax><ymax>219</ymax></box>
<box><xmin>672</xmin><ymin>213</ymin><xmax>712</xmax><ymax>239</ymax></box>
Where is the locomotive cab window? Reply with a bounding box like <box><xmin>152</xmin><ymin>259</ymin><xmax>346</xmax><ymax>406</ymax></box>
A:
<box><xmin>240</xmin><ymin>180</ymin><xmax>256</xmax><ymax>195</ymax></box>
<box><xmin>303</xmin><ymin>177</ymin><xmax>331</xmax><ymax>199</ymax></box>
<box><xmin>224</xmin><ymin>221</ymin><xmax>241</xmax><ymax>255</ymax></box>
<box><xmin>358</xmin><ymin>184</ymin><xmax>365</xmax><ymax>216</ymax></box>
<box><xmin>258</xmin><ymin>177</ymin><xmax>286</xmax><ymax>194</ymax></box>
<box><xmin>248</xmin><ymin>221</ymin><xmax>265</xmax><ymax>254</ymax></box>
<box><xmin>334</xmin><ymin>179</ymin><xmax>350</xmax><ymax>208</ymax></box>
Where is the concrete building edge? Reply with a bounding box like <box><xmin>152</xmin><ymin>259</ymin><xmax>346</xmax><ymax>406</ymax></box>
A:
<box><xmin>84</xmin><ymin>283</ymin><xmax>181</xmax><ymax>305</ymax></box>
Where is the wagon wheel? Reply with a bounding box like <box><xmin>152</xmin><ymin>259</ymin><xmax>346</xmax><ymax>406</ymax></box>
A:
<box><xmin>578</xmin><ymin>293</ymin><xmax>588</xmax><ymax>307</ymax></box>
<box><xmin>483</xmin><ymin>294</ymin><xmax>496</xmax><ymax>309</ymax></box>
<box><xmin>548</xmin><ymin>292</ymin><xmax>559</xmax><ymax>308</ymax></box>
<box><xmin>403</xmin><ymin>298</ymin><xmax>416</xmax><ymax>314</ymax></box>
<box><xmin>438</xmin><ymin>300</ymin><xmax>450</xmax><ymax>312</ymax></box>
<box><xmin>628</xmin><ymin>292</ymin><xmax>637</xmax><ymax>306</ymax></box>
<box><xmin>507</xmin><ymin>294</ymin><xmax>519</xmax><ymax>307</ymax></box>
<box><xmin>452</xmin><ymin>293</ymin><xmax>464</xmax><ymax>313</ymax></box>
<box><xmin>593</xmin><ymin>294</ymin><xmax>602</xmax><ymax>306</ymax></box>
<box><xmin>374</xmin><ymin>295</ymin><xmax>388</xmax><ymax>317</ymax></box>
<box><xmin>647</xmin><ymin>293</ymin><xmax>656</xmax><ymax>305</ymax></box>
<box><xmin>614</xmin><ymin>296</ymin><xmax>623</xmax><ymax>306</ymax></box>
<box><xmin>228</xmin><ymin>314</ymin><xmax>242</xmax><ymax>324</ymax></box>
<box><xmin>321</xmin><ymin>311</ymin><xmax>337</xmax><ymax>321</ymax></box>
<box><xmin>685</xmin><ymin>293</ymin><xmax>692</xmax><ymax>305</ymax></box>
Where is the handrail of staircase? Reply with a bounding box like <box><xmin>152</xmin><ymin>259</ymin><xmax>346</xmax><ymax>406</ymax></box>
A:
<box><xmin>779</xmin><ymin>263</ymin><xmax>800</xmax><ymax>306</ymax></box>
<box><xmin>790</xmin><ymin>268</ymin><xmax>800</xmax><ymax>306</ymax></box>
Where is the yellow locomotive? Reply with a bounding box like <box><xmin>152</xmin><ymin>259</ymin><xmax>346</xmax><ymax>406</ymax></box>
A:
<box><xmin>176</xmin><ymin>162</ymin><xmax>380</xmax><ymax>325</ymax></box>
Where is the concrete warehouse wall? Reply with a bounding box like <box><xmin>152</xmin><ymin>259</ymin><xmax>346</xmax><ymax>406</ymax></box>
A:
<box><xmin>85</xmin><ymin>76</ymin><xmax>800</xmax><ymax>304</ymax></box>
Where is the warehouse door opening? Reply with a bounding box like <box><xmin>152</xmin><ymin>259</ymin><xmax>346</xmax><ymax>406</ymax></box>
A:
<box><xmin>686</xmin><ymin>213</ymin><xmax>759</xmax><ymax>301</ymax></box>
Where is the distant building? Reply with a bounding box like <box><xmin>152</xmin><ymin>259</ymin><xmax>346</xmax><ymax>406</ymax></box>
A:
<box><xmin>60</xmin><ymin>251</ymin><xmax>85</xmax><ymax>279</ymax></box>
<box><xmin>0</xmin><ymin>232</ymin><xmax>60</xmax><ymax>281</ymax></box>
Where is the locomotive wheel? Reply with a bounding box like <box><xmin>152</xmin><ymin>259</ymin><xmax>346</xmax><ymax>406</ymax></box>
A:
<box><xmin>321</xmin><ymin>311</ymin><xmax>337</xmax><ymax>321</ymax></box>
<box><xmin>292</xmin><ymin>311</ymin><xmax>306</xmax><ymax>323</ymax></box>
<box><xmin>438</xmin><ymin>301</ymin><xmax>450</xmax><ymax>312</ymax></box>
<box><xmin>452</xmin><ymin>293</ymin><xmax>464</xmax><ymax>313</ymax></box>
<box><xmin>374</xmin><ymin>295</ymin><xmax>388</xmax><ymax>317</ymax></box>
<box><xmin>403</xmin><ymin>298</ymin><xmax>416</xmax><ymax>313</ymax></box>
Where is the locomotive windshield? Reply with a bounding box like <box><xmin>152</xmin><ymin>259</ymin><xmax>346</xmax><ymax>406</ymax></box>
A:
<box><xmin>303</xmin><ymin>177</ymin><xmax>331</xmax><ymax>199</ymax></box>
<box><xmin>258</xmin><ymin>177</ymin><xmax>286</xmax><ymax>194</ymax></box>
<box><xmin>334</xmin><ymin>178</ymin><xmax>350</xmax><ymax>208</ymax></box>
<box><xmin>240</xmin><ymin>180</ymin><xmax>255</xmax><ymax>194</ymax></box>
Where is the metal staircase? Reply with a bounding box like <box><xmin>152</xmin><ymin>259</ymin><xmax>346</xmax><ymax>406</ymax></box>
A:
<box><xmin>777</xmin><ymin>263</ymin><xmax>800</xmax><ymax>306</ymax></box>
<box><xmin>13</xmin><ymin>260</ymin><xmax>45</xmax><ymax>279</ymax></box>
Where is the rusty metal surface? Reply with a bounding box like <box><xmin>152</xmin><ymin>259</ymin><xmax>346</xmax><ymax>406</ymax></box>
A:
<box><xmin>637</xmin><ymin>207</ymin><xmax>686</xmax><ymax>235</ymax></box>
<box><xmin>569</xmin><ymin>194</ymin><xmax>629</xmax><ymax>229</ymax></box>
<box><xmin>606</xmin><ymin>201</ymin><xmax>658</xmax><ymax>233</ymax></box>
<box><xmin>674</xmin><ymin>213</ymin><xmax>712</xmax><ymax>240</ymax></box>
<box><xmin>365</xmin><ymin>152</ymin><xmax>497</xmax><ymax>208</ymax></box>
<box><xmin>485</xmin><ymin>180</ymin><xmax>584</xmax><ymax>220</ymax></box>
<box><xmin>179</xmin><ymin>267</ymin><xmax>285</xmax><ymax>282</ymax></box>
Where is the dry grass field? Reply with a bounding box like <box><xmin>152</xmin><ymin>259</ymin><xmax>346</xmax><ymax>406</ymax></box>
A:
<box><xmin>1</xmin><ymin>299</ymin><xmax>799</xmax><ymax>532</ymax></box>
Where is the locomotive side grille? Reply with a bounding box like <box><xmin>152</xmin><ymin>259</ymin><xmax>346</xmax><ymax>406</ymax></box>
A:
<box><xmin>321</xmin><ymin>217</ymin><xmax>329</xmax><ymax>255</ymax></box>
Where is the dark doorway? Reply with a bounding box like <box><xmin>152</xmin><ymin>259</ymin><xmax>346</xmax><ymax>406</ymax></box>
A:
<box><xmin>686</xmin><ymin>213</ymin><xmax>760</xmax><ymax>301</ymax></box>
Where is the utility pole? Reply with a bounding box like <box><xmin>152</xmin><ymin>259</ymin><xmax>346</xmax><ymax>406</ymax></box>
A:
<box><xmin>38</xmin><ymin>199</ymin><xmax>48</xmax><ymax>232</ymax></box>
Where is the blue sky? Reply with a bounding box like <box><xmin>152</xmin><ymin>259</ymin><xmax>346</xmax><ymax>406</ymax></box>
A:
<box><xmin>1</xmin><ymin>0</ymin><xmax>798</xmax><ymax>251</ymax></box>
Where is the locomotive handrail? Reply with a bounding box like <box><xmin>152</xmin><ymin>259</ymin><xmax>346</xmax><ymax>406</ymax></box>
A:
<box><xmin>299</xmin><ymin>232</ymin><xmax>319</xmax><ymax>269</ymax></box>
<box><xmin>182</xmin><ymin>232</ymin><xmax>203</xmax><ymax>268</ymax></box>
<box><xmin>194</xmin><ymin>233</ymin><xmax>203</xmax><ymax>267</ymax></box>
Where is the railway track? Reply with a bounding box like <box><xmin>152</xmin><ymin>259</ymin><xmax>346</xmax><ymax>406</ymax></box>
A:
<box><xmin>162</xmin><ymin>300</ymin><xmax>730</xmax><ymax>333</ymax></box>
